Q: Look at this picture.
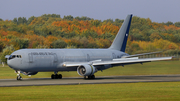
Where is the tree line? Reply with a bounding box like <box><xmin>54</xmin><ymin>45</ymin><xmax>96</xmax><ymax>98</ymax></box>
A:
<box><xmin>0</xmin><ymin>14</ymin><xmax>180</xmax><ymax>63</ymax></box>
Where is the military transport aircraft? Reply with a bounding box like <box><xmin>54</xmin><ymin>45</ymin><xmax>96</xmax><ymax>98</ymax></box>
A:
<box><xmin>6</xmin><ymin>14</ymin><xmax>172</xmax><ymax>80</ymax></box>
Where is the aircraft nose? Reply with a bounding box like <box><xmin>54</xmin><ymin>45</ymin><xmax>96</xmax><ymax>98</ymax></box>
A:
<box><xmin>7</xmin><ymin>60</ymin><xmax>18</xmax><ymax>70</ymax></box>
<box><xmin>7</xmin><ymin>58</ymin><xmax>23</xmax><ymax>70</ymax></box>
<box><xmin>7</xmin><ymin>60</ymin><xmax>13</xmax><ymax>68</ymax></box>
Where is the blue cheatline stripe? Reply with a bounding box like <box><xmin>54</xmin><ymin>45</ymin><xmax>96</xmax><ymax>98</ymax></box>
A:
<box><xmin>120</xmin><ymin>14</ymin><xmax>132</xmax><ymax>52</ymax></box>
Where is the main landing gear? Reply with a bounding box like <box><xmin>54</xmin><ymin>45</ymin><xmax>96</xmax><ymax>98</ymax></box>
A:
<box><xmin>16</xmin><ymin>71</ymin><xmax>22</xmax><ymax>80</ymax></box>
<box><xmin>51</xmin><ymin>71</ymin><xmax>62</xmax><ymax>79</ymax></box>
<box><xmin>84</xmin><ymin>75</ymin><xmax>95</xmax><ymax>79</ymax></box>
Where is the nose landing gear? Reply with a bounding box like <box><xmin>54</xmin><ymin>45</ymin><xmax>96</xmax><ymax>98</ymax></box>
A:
<box><xmin>16</xmin><ymin>71</ymin><xmax>22</xmax><ymax>80</ymax></box>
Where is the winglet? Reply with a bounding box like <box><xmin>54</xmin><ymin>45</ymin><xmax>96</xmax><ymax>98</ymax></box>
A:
<box><xmin>109</xmin><ymin>14</ymin><xmax>132</xmax><ymax>52</ymax></box>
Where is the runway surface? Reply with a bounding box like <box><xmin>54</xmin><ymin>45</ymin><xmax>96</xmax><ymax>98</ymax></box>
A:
<box><xmin>1</xmin><ymin>75</ymin><xmax>180</xmax><ymax>87</ymax></box>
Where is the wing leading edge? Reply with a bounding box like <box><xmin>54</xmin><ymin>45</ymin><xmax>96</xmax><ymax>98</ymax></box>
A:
<box><xmin>62</xmin><ymin>57</ymin><xmax>173</xmax><ymax>67</ymax></box>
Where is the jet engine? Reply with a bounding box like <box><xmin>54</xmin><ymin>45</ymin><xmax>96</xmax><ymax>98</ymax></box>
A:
<box><xmin>77</xmin><ymin>64</ymin><xmax>97</xmax><ymax>76</ymax></box>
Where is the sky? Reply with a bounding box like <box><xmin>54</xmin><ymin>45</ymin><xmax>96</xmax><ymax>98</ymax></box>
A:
<box><xmin>0</xmin><ymin>0</ymin><xmax>180</xmax><ymax>23</ymax></box>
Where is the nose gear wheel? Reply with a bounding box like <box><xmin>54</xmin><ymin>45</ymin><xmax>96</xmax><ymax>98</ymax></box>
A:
<box><xmin>16</xmin><ymin>71</ymin><xmax>22</xmax><ymax>80</ymax></box>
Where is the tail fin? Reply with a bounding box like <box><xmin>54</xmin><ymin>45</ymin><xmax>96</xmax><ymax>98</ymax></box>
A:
<box><xmin>109</xmin><ymin>14</ymin><xmax>132</xmax><ymax>52</ymax></box>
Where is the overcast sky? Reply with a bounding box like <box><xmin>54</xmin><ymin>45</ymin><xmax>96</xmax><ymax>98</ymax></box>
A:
<box><xmin>0</xmin><ymin>0</ymin><xmax>180</xmax><ymax>23</ymax></box>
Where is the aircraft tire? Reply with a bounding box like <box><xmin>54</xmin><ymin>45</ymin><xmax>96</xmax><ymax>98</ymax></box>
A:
<box><xmin>88</xmin><ymin>75</ymin><xmax>95</xmax><ymax>79</ymax></box>
<box><xmin>51</xmin><ymin>74</ymin><xmax>62</xmax><ymax>79</ymax></box>
<box><xmin>16</xmin><ymin>76</ymin><xmax>19</xmax><ymax>80</ymax></box>
<box><xmin>84</xmin><ymin>76</ymin><xmax>87</xmax><ymax>79</ymax></box>
<box><xmin>17</xmin><ymin>76</ymin><xmax>22</xmax><ymax>80</ymax></box>
<box><xmin>58</xmin><ymin>74</ymin><xmax>62</xmax><ymax>79</ymax></box>
<box><xmin>51</xmin><ymin>74</ymin><xmax>55</xmax><ymax>79</ymax></box>
<box><xmin>55</xmin><ymin>74</ymin><xmax>58</xmax><ymax>79</ymax></box>
<box><xmin>91</xmin><ymin>75</ymin><xmax>95</xmax><ymax>79</ymax></box>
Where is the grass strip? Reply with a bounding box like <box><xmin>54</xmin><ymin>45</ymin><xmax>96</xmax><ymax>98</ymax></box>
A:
<box><xmin>0</xmin><ymin>82</ymin><xmax>180</xmax><ymax>101</ymax></box>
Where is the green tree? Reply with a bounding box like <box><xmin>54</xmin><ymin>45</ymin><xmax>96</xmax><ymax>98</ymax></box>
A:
<box><xmin>22</xmin><ymin>17</ymin><xmax>27</xmax><ymax>24</ymax></box>
<box><xmin>41</xmin><ymin>14</ymin><xmax>60</xmax><ymax>18</ymax></box>
<box><xmin>164</xmin><ymin>21</ymin><xmax>174</xmax><ymax>26</ymax></box>
<box><xmin>17</xmin><ymin>17</ymin><xmax>23</xmax><ymax>25</ymax></box>
<box><xmin>175</xmin><ymin>22</ymin><xmax>180</xmax><ymax>27</ymax></box>
<box><xmin>79</xmin><ymin>37</ymin><xmax>89</xmax><ymax>47</ymax></box>
<box><xmin>63</xmin><ymin>15</ymin><xmax>74</xmax><ymax>21</ymax></box>
<box><xmin>75</xmin><ymin>16</ymin><xmax>92</xmax><ymax>21</ymax></box>
<box><xmin>114</xmin><ymin>19</ymin><xmax>124</xmax><ymax>26</ymax></box>
<box><xmin>100</xmin><ymin>33</ymin><xmax>114</xmax><ymax>40</ymax></box>
<box><xmin>17</xmin><ymin>17</ymin><xmax>27</xmax><ymax>25</ymax></box>
<box><xmin>10</xmin><ymin>38</ymin><xmax>29</xmax><ymax>49</ymax></box>
<box><xmin>36</xmin><ymin>45</ymin><xmax>49</xmax><ymax>49</ymax></box>
<box><xmin>0</xmin><ymin>45</ymin><xmax>15</xmax><ymax>63</ymax></box>
<box><xmin>174</xmin><ymin>34</ymin><xmax>180</xmax><ymax>43</ymax></box>
<box><xmin>13</xmin><ymin>18</ymin><xmax>18</xmax><ymax>24</ymax></box>
<box><xmin>82</xmin><ymin>30</ymin><xmax>98</xmax><ymax>38</ymax></box>
<box><xmin>27</xmin><ymin>16</ymin><xmax>35</xmax><ymax>25</ymax></box>
<box><xmin>103</xmin><ymin>19</ymin><xmax>113</xmax><ymax>24</ymax></box>
<box><xmin>0</xmin><ymin>41</ymin><xmax>5</xmax><ymax>52</ymax></box>
<box><xmin>50</xmin><ymin>40</ymin><xmax>67</xmax><ymax>48</ymax></box>
<box><xmin>91</xmin><ymin>20</ymin><xmax>101</xmax><ymax>27</ymax></box>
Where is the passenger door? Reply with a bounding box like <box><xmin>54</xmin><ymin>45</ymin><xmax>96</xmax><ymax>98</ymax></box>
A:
<box><xmin>28</xmin><ymin>53</ymin><xmax>33</xmax><ymax>63</ymax></box>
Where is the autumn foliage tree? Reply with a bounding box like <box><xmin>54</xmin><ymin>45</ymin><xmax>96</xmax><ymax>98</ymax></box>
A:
<box><xmin>0</xmin><ymin>14</ymin><xmax>179</xmax><ymax>57</ymax></box>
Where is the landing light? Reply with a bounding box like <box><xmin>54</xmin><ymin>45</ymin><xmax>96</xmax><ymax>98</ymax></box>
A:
<box><xmin>63</xmin><ymin>64</ymin><xmax>66</xmax><ymax>67</ymax></box>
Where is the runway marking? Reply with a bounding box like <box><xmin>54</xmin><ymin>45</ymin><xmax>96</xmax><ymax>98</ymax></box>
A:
<box><xmin>1</xmin><ymin>75</ymin><xmax>180</xmax><ymax>87</ymax></box>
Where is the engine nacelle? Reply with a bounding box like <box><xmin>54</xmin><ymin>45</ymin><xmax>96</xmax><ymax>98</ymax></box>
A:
<box><xmin>77</xmin><ymin>64</ymin><xmax>97</xmax><ymax>76</ymax></box>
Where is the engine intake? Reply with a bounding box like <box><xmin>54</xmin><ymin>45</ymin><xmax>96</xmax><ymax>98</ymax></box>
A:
<box><xmin>77</xmin><ymin>64</ymin><xmax>97</xmax><ymax>76</ymax></box>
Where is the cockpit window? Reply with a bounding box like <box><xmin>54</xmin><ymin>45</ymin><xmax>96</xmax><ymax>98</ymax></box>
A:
<box><xmin>8</xmin><ymin>55</ymin><xmax>22</xmax><ymax>60</ymax></box>
<box><xmin>16</xmin><ymin>55</ymin><xmax>21</xmax><ymax>58</ymax></box>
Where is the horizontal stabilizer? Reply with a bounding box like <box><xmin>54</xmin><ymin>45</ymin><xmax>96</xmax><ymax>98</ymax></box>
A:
<box><xmin>5</xmin><ymin>55</ymin><xmax>10</xmax><ymax>59</ymax></box>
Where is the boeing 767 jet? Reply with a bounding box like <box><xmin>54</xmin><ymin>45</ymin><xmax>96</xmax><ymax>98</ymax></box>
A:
<box><xmin>6</xmin><ymin>14</ymin><xmax>172</xmax><ymax>80</ymax></box>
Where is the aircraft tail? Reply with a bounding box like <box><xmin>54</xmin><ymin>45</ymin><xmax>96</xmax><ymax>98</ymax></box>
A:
<box><xmin>109</xmin><ymin>14</ymin><xmax>132</xmax><ymax>52</ymax></box>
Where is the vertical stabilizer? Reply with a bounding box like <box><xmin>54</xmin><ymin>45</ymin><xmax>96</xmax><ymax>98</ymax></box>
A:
<box><xmin>109</xmin><ymin>14</ymin><xmax>132</xmax><ymax>52</ymax></box>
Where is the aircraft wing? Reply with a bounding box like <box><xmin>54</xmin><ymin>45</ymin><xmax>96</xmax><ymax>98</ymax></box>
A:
<box><xmin>62</xmin><ymin>57</ymin><xmax>173</xmax><ymax>67</ymax></box>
